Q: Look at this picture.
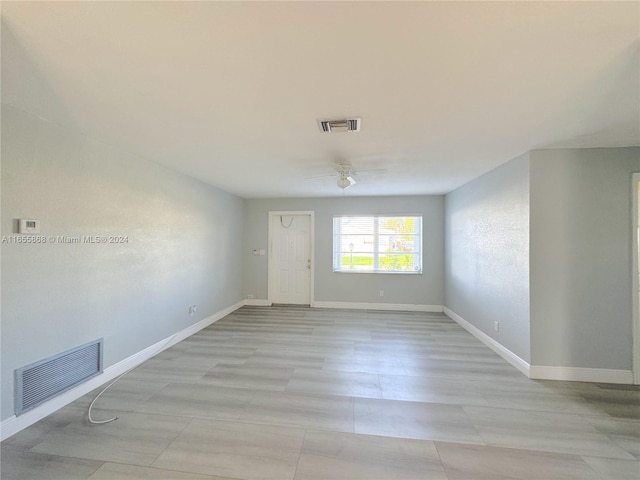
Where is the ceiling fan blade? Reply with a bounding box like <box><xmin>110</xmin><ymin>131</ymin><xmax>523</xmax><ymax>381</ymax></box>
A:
<box><xmin>353</xmin><ymin>168</ymin><xmax>387</xmax><ymax>175</ymax></box>
<box><xmin>304</xmin><ymin>173</ymin><xmax>338</xmax><ymax>180</ymax></box>
<box><xmin>306</xmin><ymin>160</ymin><xmax>376</xmax><ymax>188</ymax></box>
<box><xmin>331</xmin><ymin>162</ymin><xmax>353</xmax><ymax>173</ymax></box>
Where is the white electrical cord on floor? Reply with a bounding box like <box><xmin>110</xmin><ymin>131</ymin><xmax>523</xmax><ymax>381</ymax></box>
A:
<box><xmin>87</xmin><ymin>371</ymin><xmax>130</xmax><ymax>424</ymax></box>
<box><xmin>87</xmin><ymin>331</ymin><xmax>182</xmax><ymax>425</ymax></box>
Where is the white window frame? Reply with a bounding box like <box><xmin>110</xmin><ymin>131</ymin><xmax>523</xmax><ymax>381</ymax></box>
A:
<box><xmin>332</xmin><ymin>215</ymin><xmax>423</xmax><ymax>274</ymax></box>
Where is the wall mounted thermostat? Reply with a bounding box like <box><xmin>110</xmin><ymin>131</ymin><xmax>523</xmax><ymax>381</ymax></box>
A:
<box><xmin>18</xmin><ymin>219</ymin><xmax>41</xmax><ymax>234</ymax></box>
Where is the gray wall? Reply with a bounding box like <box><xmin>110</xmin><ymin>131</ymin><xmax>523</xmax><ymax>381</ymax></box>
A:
<box><xmin>243</xmin><ymin>196</ymin><xmax>444</xmax><ymax>306</ymax></box>
<box><xmin>530</xmin><ymin>147</ymin><xmax>640</xmax><ymax>370</ymax></box>
<box><xmin>1</xmin><ymin>105</ymin><xmax>244</xmax><ymax>421</ymax></box>
<box><xmin>444</xmin><ymin>153</ymin><xmax>531</xmax><ymax>362</ymax></box>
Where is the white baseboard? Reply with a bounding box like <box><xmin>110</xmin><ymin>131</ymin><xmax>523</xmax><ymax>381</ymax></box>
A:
<box><xmin>313</xmin><ymin>301</ymin><xmax>443</xmax><ymax>313</ymax></box>
<box><xmin>443</xmin><ymin>307</ymin><xmax>634</xmax><ymax>384</ymax></box>
<box><xmin>243</xmin><ymin>299</ymin><xmax>271</xmax><ymax>306</ymax></box>
<box><xmin>443</xmin><ymin>307</ymin><xmax>531</xmax><ymax>377</ymax></box>
<box><xmin>530</xmin><ymin>366</ymin><xmax>634</xmax><ymax>384</ymax></box>
<box><xmin>0</xmin><ymin>300</ymin><xmax>244</xmax><ymax>441</ymax></box>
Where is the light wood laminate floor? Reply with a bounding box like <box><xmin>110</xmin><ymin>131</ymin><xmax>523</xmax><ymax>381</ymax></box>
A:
<box><xmin>2</xmin><ymin>306</ymin><xmax>639</xmax><ymax>479</ymax></box>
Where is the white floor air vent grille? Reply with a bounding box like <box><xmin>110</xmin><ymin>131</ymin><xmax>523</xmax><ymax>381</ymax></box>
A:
<box><xmin>15</xmin><ymin>339</ymin><xmax>103</xmax><ymax>416</ymax></box>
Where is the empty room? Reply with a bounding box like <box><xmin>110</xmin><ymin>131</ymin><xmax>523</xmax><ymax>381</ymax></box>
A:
<box><xmin>1</xmin><ymin>2</ymin><xmax>639</xmax><ymax>480</ymax></box>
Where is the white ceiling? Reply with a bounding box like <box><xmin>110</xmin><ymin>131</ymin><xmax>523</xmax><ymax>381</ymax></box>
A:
<box><xmin>2</xmin><ymin>1</ymin><xmax>639</xmax><ymax>198</ymax></box>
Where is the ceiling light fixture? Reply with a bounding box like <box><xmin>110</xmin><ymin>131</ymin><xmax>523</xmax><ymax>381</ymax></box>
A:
<box><xmin>337</xmin><ymin>174</ymin><xmax>356</xmax><ymax>189</ymax></box>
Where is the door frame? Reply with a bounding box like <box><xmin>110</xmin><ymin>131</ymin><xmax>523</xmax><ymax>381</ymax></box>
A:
<box><xmin>633</xmin><ymin>173</ymin><xmax>640</xmax><ymax>384</ymax></box>
<box><xmin>267</xmin><ymin>211</ymin><xmax>315</xmax><ymax>306</ymax></box>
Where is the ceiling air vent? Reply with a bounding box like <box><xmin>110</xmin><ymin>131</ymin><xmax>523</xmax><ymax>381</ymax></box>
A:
<box><xmin>318</xmin><ymin>117</ymin><xmax>361</xmax><ymax>133</ymax></box>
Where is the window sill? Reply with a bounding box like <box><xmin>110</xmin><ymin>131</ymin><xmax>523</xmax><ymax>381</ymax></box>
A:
<box><xmin>333</xmin><ymin>270</ymin><xmax>423</xmax><ymax>275</ymax></box>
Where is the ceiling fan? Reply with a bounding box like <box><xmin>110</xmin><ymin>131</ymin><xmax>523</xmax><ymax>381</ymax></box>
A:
<box><xmin>306</xmin><ymin>161</ymin><xmax>385</xmax><ymax>190</ymax></box>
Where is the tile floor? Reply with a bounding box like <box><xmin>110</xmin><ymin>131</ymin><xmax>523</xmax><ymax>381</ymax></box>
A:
<box><xmin>1</xmin><ymin>306</ymin><xmax>639</xmax><ymax>479</ymax></box>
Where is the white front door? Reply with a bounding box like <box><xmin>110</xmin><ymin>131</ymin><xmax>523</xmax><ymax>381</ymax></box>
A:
<box><xmin>270</xmin><ymin>214</ymin><xmax>311</xmax><ymax>305</ymax></box>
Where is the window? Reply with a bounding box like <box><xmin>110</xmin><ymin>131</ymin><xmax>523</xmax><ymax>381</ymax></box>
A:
<box><xmin>333</xmin><ymin>215</ymin><xmax>422</xmax><ymax>274</ymax></box>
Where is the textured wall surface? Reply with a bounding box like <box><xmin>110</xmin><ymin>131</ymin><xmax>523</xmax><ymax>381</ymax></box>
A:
<box><xmin>243</xmin><ymin>196</ymin><xmax>444</xmax><ymax>306</ymax></box>
<box><xmin>1</xmin><ymin>105</ymin><xmax>244</xmax><ymax>420</ymax></box>
<box><xmin>444</xmin><ymin>153</ymin><xmax>531</xmax><ymax>362</ymax></box>
<box><xmin>530</xmin><ymin>147</ymin><xmax>640</xmax><ymax>369</ymax></box>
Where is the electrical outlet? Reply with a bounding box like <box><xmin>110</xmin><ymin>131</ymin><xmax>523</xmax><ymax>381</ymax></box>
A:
<box><xmin>247</xmin><ymin>294</ymin><xmax>254</xmax><ymax>299</ymax></box>
<box><xmin>188</xmin><ymin>305</ymin><xmax>197</xmax><ymax>316</ymax></box>
<box><xmin>379</xmin><ymin>290</ymin><xmax>384</xmax><ymax>297</ymax></box>
<box><xmin>494</xmin><ymin>321</ymin><xmax>500</xmax><ymax>332</ymax></box>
